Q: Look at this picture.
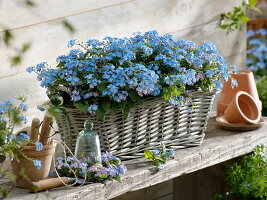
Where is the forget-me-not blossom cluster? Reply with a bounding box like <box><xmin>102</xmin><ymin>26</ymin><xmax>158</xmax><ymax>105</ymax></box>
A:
<box><xmin>247</xmin><ymin>28</ymin><xmax>267</xmax><ymax>76</ymax></box>
<box><xmin>27</xmin><ymin>31</ymin><xmax>237</xmax><ymax>118</ymax></box>
<box><xmin>54</xmin><ymin>152</ymin><xmax>127</xmax><ymax>183</ymax></box>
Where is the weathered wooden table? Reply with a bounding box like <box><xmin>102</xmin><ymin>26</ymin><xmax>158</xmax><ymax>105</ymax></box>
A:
<box><xmin>4</xmin><ymin>117</ymin><xmax>267</xmax><ymax>200</ymax></box>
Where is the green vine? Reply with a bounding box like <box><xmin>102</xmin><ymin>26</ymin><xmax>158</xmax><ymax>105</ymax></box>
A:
<box><xmin>220</xmin><ymin>0</ymin><xmax>262</xmax><ymax>33</ymax></box>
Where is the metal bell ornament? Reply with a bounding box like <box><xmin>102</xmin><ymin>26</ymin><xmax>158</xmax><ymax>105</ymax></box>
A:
<box><xmin>74</xmin><ymin>120</ymin><xmax>102</xmax><ymax>165</ymax></box>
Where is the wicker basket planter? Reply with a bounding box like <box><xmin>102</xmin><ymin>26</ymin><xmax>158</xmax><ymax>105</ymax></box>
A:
<box><xmin>55</xmin><ymin>91</ymin><xmax>215</xmax><ymax>160</ymax></box>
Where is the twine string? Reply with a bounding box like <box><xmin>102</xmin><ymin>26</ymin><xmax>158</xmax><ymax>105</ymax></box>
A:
<box><xmin>52</xmin><ymin>138</ymin><xmax>88</xmax><ymax>187</ymax></box>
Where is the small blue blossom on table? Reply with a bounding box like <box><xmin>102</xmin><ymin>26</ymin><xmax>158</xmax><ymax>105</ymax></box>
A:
<box><xmin>144</xmin><ymin>143</ymin><xmax>175</xmax><ymax>170</ymax></box>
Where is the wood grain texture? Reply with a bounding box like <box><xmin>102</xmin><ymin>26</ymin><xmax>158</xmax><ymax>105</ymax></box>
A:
<box><xmin>0</xmin><ymin>0</ymin><xmax>241</xmax><ymax>31</ymax></box>
<box><xmin>5</xmin><ymin>117</ymin><xmax>267</xmax><ymax>200</ymax></box>
<box><xmin>0</xmin><ymin>0</ymin><xmax>243</xmax><ymax>76</ymax></box>
<box><xmin>112</xmin><ymin>180</ymin><xmax>173</xmax><ymax>200</ymax></box>
<box><xmin>0</xmin><ymin>0</ymin><xmax>131</xmax><ymax>31</ymax></box>
<box><xmin>0</xmin><ymin>0</ymin><xmax>245</xmax><ymax>118</ymax></box>
<box><xmin>173</xmin><ymin>162</ymin><xmax>231</xmax><ymax>200</ymax></box>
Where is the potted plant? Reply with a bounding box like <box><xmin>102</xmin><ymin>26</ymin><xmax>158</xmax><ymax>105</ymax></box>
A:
<box><xmin>27</xmin><ymin>31</ymin><xmax>238</xmax><ymax>158</ymax></box>
<box><xmin>225</xmin><ymin>145</ymin><xmax>267</xmax><ymax>200</ymax></box>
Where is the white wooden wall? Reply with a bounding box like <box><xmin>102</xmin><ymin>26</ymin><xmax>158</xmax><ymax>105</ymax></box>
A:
<box><xmin>0</xmin><ymin>0</ymin><xmax>246</xmax><ymax>126</ymax></box>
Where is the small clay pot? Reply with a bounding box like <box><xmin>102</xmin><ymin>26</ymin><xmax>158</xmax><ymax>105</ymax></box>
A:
<box><xmin>11</xmin><ymin>140</ymin><xmax>56</xmax><ymax>189</ymax></box>
<box><xmin>217</xmin><ymin>70</ymin><xmax>261</xmax><ymax>116</ymax></box>
<box><xmin>224</xmin><ymin>91</ymin><xmax>260</xmax><ymax>124</ymax></box>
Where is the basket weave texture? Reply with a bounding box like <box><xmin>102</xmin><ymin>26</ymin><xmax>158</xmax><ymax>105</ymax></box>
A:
<box><xmin>55</xmin><ymin>91</ymin><xmax>215</xmax><ymax>160</ymax></box>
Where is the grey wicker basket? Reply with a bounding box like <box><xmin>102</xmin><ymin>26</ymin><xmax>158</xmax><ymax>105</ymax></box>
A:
<box><xmin>55</xmin><ymin>91</ymin><xmax>215</xmax><ymax>160</ymax></box>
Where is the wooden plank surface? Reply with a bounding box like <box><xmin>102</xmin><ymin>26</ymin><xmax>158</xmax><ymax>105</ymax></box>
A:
<box><xmin>4</xmin><ymin>117</ymin><xmax>267</xmax><ymax>200</ymax></box>
<box><xmin>0</xmin><ymin>22</ymin><xmax>246</xmax><ymax>78</ymax></box>
<box><xmin>0</xmin><ymin>0</ymin><xmax>245</xmax><ymax>122</ymax></box>
<box><xmin>174</xmin><ymin>162</ymin><xmax>230</xmax><ymax>200</ymax></box>
<box><xmin>112</xmin><ymin>180</ymin><xmax>173</xmax><ymax>200</ymax></box>
<box><xmin>0</xmin><ymin>0</ymin><xmax>243</xmax><ymax>76</ymax></box>
<box><xmin>0</xmin><ymin>0</ymin><xmax>241</xmax><ymax>31</ymax></box>
<box><xmin>0</xmin><ymin>0</ymin><xmax>130</xmax><ymax>31</ymax></box>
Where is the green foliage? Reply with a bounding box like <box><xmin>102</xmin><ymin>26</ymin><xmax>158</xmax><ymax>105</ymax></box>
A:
<box><xmin>163</xmin><ymin>86</ymin><xmax>182</xmax><ymax>100</ymax></box>
<box><xmin>256</xmin><ymin>76</ymin><xmax>267</xmax><ymax>116</ymax></box>
<box><xmin>220</xmin><ymin>0</ymin><xmax>262</xmax><ymax>33</ymax></box>
<box><xmin>0</xmin><ymin>97</ymin><xmax>32</xmax><ymax>199</ymax></box>
<box><xmin>0</xmin><ymin>1</ymin><xmax>75</xmax><ymax>66</ymax></box>
<box><xmin>23</xmin><ymin>0</ymin><xmax>36</xmax><ymax>7</ymax></box>
<box><xmin>62</xmin><ymin>19</ymin><xmax>75</xmax><ymax>34</ymax></box>
<box><xmin>0</xmin><ymin>97</ymin><xmax>28</xmax><ymax>162</ymax></box>
<box><xmin>226</xmin><ymin>145</ymin><xmax>267</xmax><ymax>199</ymax></box>
<box><xmin>95</xmin><ymin>107</ymin><xmax>105</xmax><ymax>121</ymax></box>
<box><xmin>3</xmin><ymin>30</ymin><xmax>13</xmax><ymax>46</ymax></box>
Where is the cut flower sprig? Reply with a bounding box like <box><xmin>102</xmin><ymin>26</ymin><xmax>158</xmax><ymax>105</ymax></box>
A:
<box><xmin>144</xmin><ymin>143</ymin><xmax>174</xmax><ymax>170</ymax></box>
<box><xmin>28</xmin><ymin>31</ymin><xmax>238</xmax><ymax>120</ymax></box>
<box><xmin>52</xmin><ymin>152</ymin><xmax>127</xmax><ymax>183</ymax></box>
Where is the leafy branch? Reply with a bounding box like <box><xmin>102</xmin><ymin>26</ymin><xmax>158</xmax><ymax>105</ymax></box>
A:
<box><xmin>220</xmin><ymin>0</ymin><xmax>262</xmax><ymax>34</ymax></box>
<box><xmin>0</xmin><ymin>0</ymin><xmax>75</xmax><ymax>66</ymax></box>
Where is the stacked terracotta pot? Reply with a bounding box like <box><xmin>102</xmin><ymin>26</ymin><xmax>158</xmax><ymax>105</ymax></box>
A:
<box><xmin>217</xmin><ymin>70</ymin><xmax>261</xmax><ymax>124</ymax></box>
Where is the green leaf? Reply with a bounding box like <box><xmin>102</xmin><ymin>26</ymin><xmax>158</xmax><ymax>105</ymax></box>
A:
<box><xmin>56</xmin><ymin>62</ymin><xmax>65</xmax><ymax>68</ymax></box>
<box><xmin>96</xmin><ymin>107</ymin><xmax>105</xmax><ymax>121</ymax></box>
<box><xmin>252</xmin><ymin>7</ymin><xmax>262</xmax><ymax>14</ymax></box>
<box><xmin>239</xmin><ymin>16</ymin><xmax>250</xmax><ymax>23</ymax></box>
<box><xmin>62</xmin><ymin>20</ymin><xmax>75</xmax><ymax>33</ymax></box>
<box><xmin>144</xmin><ymin>149</ymin><xmax>154</xmax><ymax>160</ymax></box>
<box><xmin>97</xmin><ymin>85</ymin><xmax>105</xmax><ymax>91</ymax></box>
<box><xmin>11</xmin><ymin>56</ymin><xmax>21</xmax><ymax>66</ymax></box>
<box><xmin>249</xmin><ymin>0</ymin><xmax>257</xmax><ymax>7</ymax></box>
<box><xmin>3</xmin><ymin>30</ymin><xmax>13</xmax><ymax>46</ymax></box>
<box><xmin>17</xmin><ymin>95</ymin><xmax>26</xmax><ymax>102</ymax></box>
<box><xmin>0</xmin><ymin>121</ymin><xmax>7</xmax><ymax>131</ymax></box>
<box><xmin>0</xmin><ymin>155</ymin><xmax>6</xmax><ymax>163</ymax></box>
<box><xmin>128</xmin><ymin>90</ymin><xmax>137</xmax><ymax>102</ymax></box>
<box><xmin>24</xmin><ymin>0</ymin><xmax>35</xmax><ymax>7</ymax></box>
<box><xmin>5</xmin><ymin>149</ymin><xmax>13</xmax><ymax>159</ymax></box>
<box><xmin>11</xmin><ymin>109</ymin><xmax>21</xmax><ymax>124</ymax></box>
<box><xmin>157</xmin><ymin>159</ymin><xmax>166</xmax><ymax>164</ymax></box>
<box><xmin>21</xmin><ymin>43</ymin><xmax>31</xmax><ymax>53</ymax></box>
<box><xmin>74</xmin><ymin>102</ymin><xmax>88</xmax><ymax>113</ymax></box>
<box><xmin>111</xmin><ymin>102</ymin><xmax>119</xmax><ymax>113</ymax></box>
<box><xmin>0</xmin><ymin>135</ymin><xmax>4</xmax><ymax>146</ymax></box>
<box><xmin>119</xmin><ymin>101</ymin><xmax>127</xmax><ymax>110</ymax></box>
<box><xmin>163</xmin><ymin>88</ymin><xmax>171</xmax><ymax>100</ymax></box>
<box><xmin>220</xmin><ymin>25</ymin><xmax>229</xmax><ymax>29</ymax></box>
<box><xmin>113</xmin><ymin>175</ymin><xmax>121</xmax><ymax>182</ymax></box>
<box><xmin>170</xmin><ymin>86</ymin><xmax>182</xmax><ymax>97</ymax></box>
<box><xmin>123</xmin><ymin>106</ymin><xmax>131</xmax><ymax>118</ymax></box>
<box><xmin>50</xmin><ymin>94</ymin><xmax>64</xmax><ymax>106</ymax></box>
<box><xmin>102</xmin><ymin>100</ymin><xmax>111</xmax><ymax>112</ymax></box>
<box><xmin>1</xmin><ymin>188</ymin><xmax>9</xmax><ymax>198</ymax></box>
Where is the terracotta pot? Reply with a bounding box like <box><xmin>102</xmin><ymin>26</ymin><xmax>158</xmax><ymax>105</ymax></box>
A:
<box><xmin>224</xmin><ymin>91</ymin><xmax>260</xmax><ymax>124</ymax></box>
<box><xmin>217</xmin><ymin>70</ymin><xmax>261</xmax><ymax>116</ymax></box>
<box><xmin>11</xmin><ymin>140</ymin><xmax>56</xmax><ymax>189</ymax></box>
<box><xmin>248</xmin><ymin>18</ymin><xmax>267</xmax><ymax>32</ymax></box>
